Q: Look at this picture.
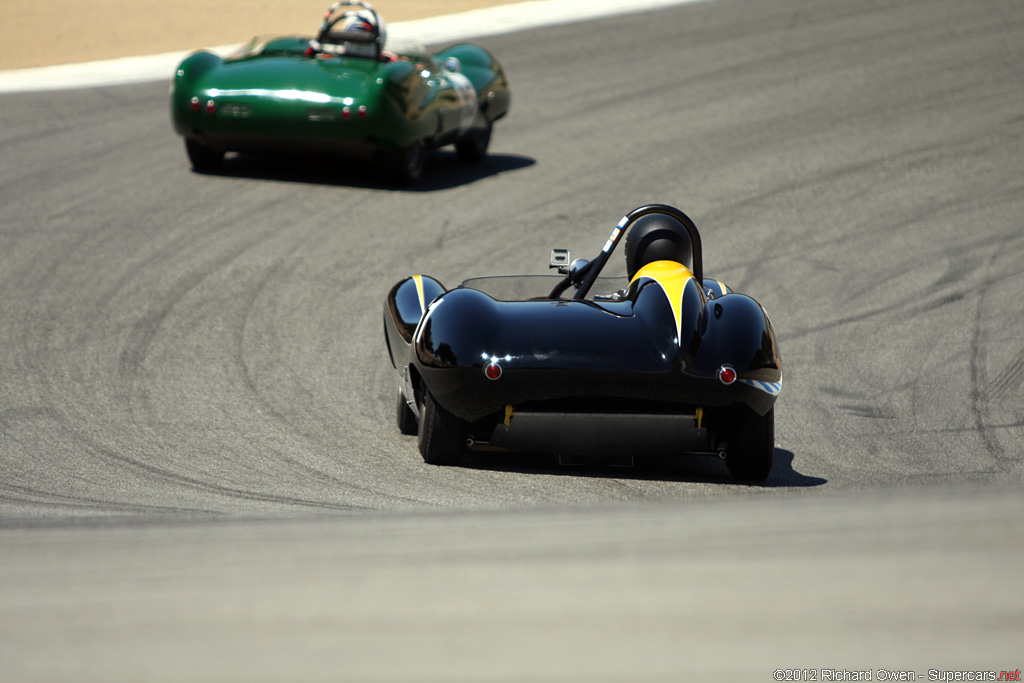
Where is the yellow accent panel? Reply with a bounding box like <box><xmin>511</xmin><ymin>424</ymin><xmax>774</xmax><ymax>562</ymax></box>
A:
<box><xmin>412</xmin><ymin>274</ymin><xmax>426</xmax><ymax>315</ymax></box>
<box><xmin>503</xmin><ymin>404</ymin><xmax>515</xmax><ymax>430</ymax></box>
<box><xmin>629</xmin><ymin>260</ymin><xmax>695</xmax><ymax>344</ymax></box>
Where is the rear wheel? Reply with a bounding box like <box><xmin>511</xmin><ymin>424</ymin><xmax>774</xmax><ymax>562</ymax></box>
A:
<box><xmin>724</xmin><ymin>406</ymin><xmax>774</xmax><ymax>481</ymax></box>
<box><xmin>396</xmin><ymin>390</ymin><xmax>418</xmax><ymax>436</ymax></box>
<box><xmin>418</xmin><ymin>392</ymin><xmax>467</xmax><ymax>465</ymax></box>
<box><xmin>185</xmin><ymin>138</ymin><xmax>224</xmax><ymax>172</ymax></box>
<box><xmin>385</xmin><ymin>139</ymin><xmax>426</xmax><ymax>185</ymax></box>
<box><xmin>455</xmin><ymin>122</ymin><xmax>492</xmax><ymax>163</ymax></box>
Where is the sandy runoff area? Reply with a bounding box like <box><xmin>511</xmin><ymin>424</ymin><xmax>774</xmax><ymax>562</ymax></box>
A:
<box><xmin>1</xmin><ymin>0</ymin><xmax>526</xmax><ymax>70</ymax></box>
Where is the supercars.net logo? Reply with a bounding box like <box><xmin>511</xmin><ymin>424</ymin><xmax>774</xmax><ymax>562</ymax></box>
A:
<box><xmin>772</xmin><ymin>669</ymin><xmax>1021</xmax><ymax>682</ymax></box>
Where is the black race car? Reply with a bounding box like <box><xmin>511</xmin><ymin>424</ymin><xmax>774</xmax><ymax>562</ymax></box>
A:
<box><xmin>383</xmin><ymin>205</ymin><xmax>781</xmax><ymax>480</ymax></box>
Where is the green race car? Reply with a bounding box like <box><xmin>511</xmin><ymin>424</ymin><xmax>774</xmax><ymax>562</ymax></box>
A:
<box><xmin>170</xmin><ymin>1</ymin><xmax>511</xmax><ymax>184</ymax></box>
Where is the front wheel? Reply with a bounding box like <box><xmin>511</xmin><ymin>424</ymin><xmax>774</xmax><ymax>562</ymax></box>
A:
<box><xmin>385</xmin><ymin>139</ymin><xmax>426</xmax><ymax>185</ymax></box>
<box><xmin>418</xmin><ymin>392</ymin><xmax>467</xmax><ymax>465</ymax></box>
<box><xmin>396</xmin><ymin>390</ymin><xmax>418</xmax><ymax>436</ymax></box>
<box><xmin>185</xmin><ymin>138</ymin><xmax>224</xmax><ymax>172</ymax></box>
<box><xmin>724</xmin><ymin>406</ymin><xmax>774</xmax><ymax>481</ymax></box>
<box><xmin>455</xmin><ymin>122</ymin><xmax>492</xmax><ymax>163</ymax></box>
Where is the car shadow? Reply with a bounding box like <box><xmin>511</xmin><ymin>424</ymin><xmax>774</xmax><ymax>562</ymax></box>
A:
<box><xmin>193</xmin><ymin>149</ymin><xmax>536</xmax><ymax>191</ymax></box>
<box><xmin>454</xmin><ymin>447</ymin><xmax>826</xmax><ymax>488</ymax></box>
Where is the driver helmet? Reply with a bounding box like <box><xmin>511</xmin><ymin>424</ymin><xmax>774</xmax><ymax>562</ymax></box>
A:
<box><xmin>341</xmin><ymin>12</ymin><xmax>385</xmax><ymax>58</ymax></box>
<box><xmin>624</xmin><ymin>213</ymin><xmax>694</xmax><ymax>280</ymax></box>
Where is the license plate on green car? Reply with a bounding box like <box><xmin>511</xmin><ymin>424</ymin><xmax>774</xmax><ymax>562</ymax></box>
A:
<box><xmin>221</xmin><ymin>103</ymin><xmax>252</xmax><ymax>118</ymax></box>
<box><xmin>306</xmin><ymin>107</ymin><xmax>338</xmax><ymax>122</ymax></box>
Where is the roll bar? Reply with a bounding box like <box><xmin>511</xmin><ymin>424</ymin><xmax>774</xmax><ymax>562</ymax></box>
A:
<box><xmin>574</xmin><ymin>204</ymin><xmax>703</xmax><ymax>300</ymax></box>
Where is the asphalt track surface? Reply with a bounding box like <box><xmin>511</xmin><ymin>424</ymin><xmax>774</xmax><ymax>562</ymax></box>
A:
<box><xmin>1</xmin><ymin>0</ymin><xmax>1023</xmax><ymax>680</ymax></box>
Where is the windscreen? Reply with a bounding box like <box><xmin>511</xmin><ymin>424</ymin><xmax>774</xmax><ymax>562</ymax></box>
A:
<box><xmin>458</xmin><ymin>275</ymin><xmax>629</xmax><ymax>301</ymax></box>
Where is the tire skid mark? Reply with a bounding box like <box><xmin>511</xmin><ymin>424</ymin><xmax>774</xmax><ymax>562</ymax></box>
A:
<box><xmin>115</xmin><ymin>201</ymin><xmax>286</xmax><ymax>403</ymax></box>
<box><xmin>912</xmin><ymin>421</ymin><xmax>1024</xmax><ymax>437</ymax></box>
<box><xmin>837</xmin><ymin>404</ymin><xmax>898</xmax><ymax>420</ymax></box>
<box><xmin>234</xmin><ymin>215</ymin><xmax>337</xmax><ymax>438</ymax></box>
<box><xmin>709</xmin><ymin>186</ymin><xmax>1007</xmax><ymax>315</ymax></box>
<box><xmin>7</xmin><ymin>190</ymin><xmax>390</xmax><ymax>509</ymax></box>
<box><xmin>0</xmin><ymin>406</ymin><xmax>50</xmax><ymax>431</ymax></box>
<box><xmin>781</xmin><ymin>231</ymin><xmax>1023</xmax><ymax>343</ymax></box>
<box><xmin>1</xmin><ymin>403</ymin><xmax>368</xmax><ymax>513</ymax></box>
<box><xmin>988</xmin><ymin>349</ymin><xmax>1024</xmax><ymax>401</ymax></box>
<box><xmin>2</xmin><ymin>243</ymin><xmax>121</xmax><ymax>501</ymax></box>
<box><xmin>967</xmin><ymin>249</ymin><xmax>1010</xmax><ymax>464</ymax></box>
<box><xmin>0</xmin><ymin>482</ymin><xmax>213</xmax><ymax>517</ymax></box>
<box><xmin>117</xmin><ymin>242</ymin><xmax>398</xmax><ymax>502</ymax></box>
<box><xmin>235</xmin><ymin>229</ymin><xmax>410</xmax><ymax>498</ymax></box>
<box><xmin>228</xmin><ymin>198</ymin><xmax>447</xmax><ymax>508</ymax></box>
<box><xmin>47</xmin><ymin>411</ymin><xmax>373</xmax><ymax>512</ymax></box>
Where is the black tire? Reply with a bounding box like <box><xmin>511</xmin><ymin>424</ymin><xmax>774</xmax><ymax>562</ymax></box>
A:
<box><xmin>455</xmin><ymin>122</ymin><xmax>492</xmax><ymax>163</ymax></box>
<box><xmin>418</xmin><ymin>392</ymin><xmax>467</xmax><ymax>466</ymax></box>
<box><xmin>724</xmin><ymin>406</ymin><xmax>775</xmax><ymax>481</ymax></box>
<box><xmin>385</xmin><ymin>139</ymin><xmax>426</xmax><ymax>185</ymax></box>
<box><xmin>396</xmin><ymin>390</ymin><xmax>418</xmax><ymax>436</ymax></box>
<box><xmin>185</xmin><ymin>138</ymin><xmax>224</xmax><ymax>172</ymax></box>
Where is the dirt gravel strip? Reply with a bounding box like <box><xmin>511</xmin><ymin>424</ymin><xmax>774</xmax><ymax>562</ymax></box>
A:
<box><xmin>0</xmin><ymin>0</ymin><xmax>704</xmax><ymax>92</ymax></box>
